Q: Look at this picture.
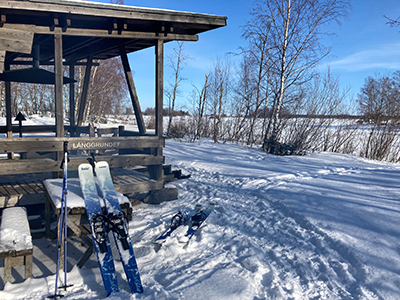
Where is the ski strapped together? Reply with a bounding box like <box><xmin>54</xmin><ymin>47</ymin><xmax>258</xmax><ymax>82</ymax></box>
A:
<box><xmin>94</xmin><ymin>160</ymin><xmax>143</xmax><ymax>294</ymax></box>
<box><xmin>78</xmin><ymin>163</ymin><xmax>119</xmax><ymax>296</ymax></box>
<box><xmin>183</xmin><ymin>202</ymin><xmax>215</xmax><ymax>242</ymax></box>
<box><xmin>154</xmin><ymin>204</ymin><xmax>202</xmax><ymax>244</ymax></box>
<box><xmin>154</xmin><ymin>202</ymin><xmax>215</xmax><ymax>245</ymax></box>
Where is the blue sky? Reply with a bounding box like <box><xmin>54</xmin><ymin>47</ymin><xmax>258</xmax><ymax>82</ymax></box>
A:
<box><xmin>95</xmin><ymin>0</ymin><xmax>400</xmax><ymax>112</ymax></box>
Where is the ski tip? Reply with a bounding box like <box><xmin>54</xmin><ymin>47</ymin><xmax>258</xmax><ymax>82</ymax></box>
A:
<box><xmin>78</xmin><ymin>163</ymin><xmax>92</xmax><ymax>171</ymax></box>
<box><xmin>95</xmin><ymin>161</ymin><xmax>109</xmax><ymax>168</ymax></box>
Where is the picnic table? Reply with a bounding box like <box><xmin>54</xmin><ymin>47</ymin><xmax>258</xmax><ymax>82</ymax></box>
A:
<box><xmin>43</xmin><ymin>178</ymin><xmax>132</xmax><ymax>268</ymax></box>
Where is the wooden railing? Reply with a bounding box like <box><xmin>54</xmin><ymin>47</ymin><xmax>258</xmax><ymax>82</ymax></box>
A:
<box><xmin>0</xmin><ymin>135</ymin><xmax>164</xmax><ymax>177</ymax></box>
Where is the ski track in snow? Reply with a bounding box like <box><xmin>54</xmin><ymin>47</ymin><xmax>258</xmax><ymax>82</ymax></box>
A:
<box><xmin>126</xmin><ymin>141</ymin><xmax>394</xmax><ymax>300</ymax></box>
<box><xmin>2</xmin><ymin>138</ymin><xmax>400</xmax><ymax>299</ymax></box>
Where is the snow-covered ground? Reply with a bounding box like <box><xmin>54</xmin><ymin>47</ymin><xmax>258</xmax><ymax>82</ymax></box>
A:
<box><xmin>1</xmin><ymin>118</ymin><xmax>400</xmax><ymax>299</ymax></box>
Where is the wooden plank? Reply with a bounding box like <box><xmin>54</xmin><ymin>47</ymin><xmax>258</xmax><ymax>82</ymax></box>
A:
<box><xmin>119</xmin><ymin>45</ymin><xmax>146</xmax><ymax>134</ymax></box>
<box><xmin>115</xmin><ymin>180</ymin><xmax>163</xmax><ymax>194</ymax></box>
<box><xmin>0</xmin><ymin>193</ymin><xmax>45</xmax><ymax>209</ymax></box>
<box><xmin>97</xmin><ymin>127</ymin><xmax>118</xmax><ymax>136</ymax></box>
<box><xmin>68</xmin><ymin>154</ymin><xmax>164</xmax><ymax>169</ymax></box>
<box><xmin>0</xmin><ymin>28</ymin><xmax>34</xmax><ymax>54</ymax></box>
<box><xmin>0</xmin><ymin>124</ymin><xmax>91</xmax><ymax>133</ymax></box>
<box><xmin>16</xmin><ymin>182</ymin><xmax>36</xmax><ymax>194</ymax></box>
<box><xmin>0</xmin><ymin>155</ymin><xmax>163</xmax><ymax>175</ymax></box>
<box><xmin>25</xmin><ymin>181</ymin><xmax>44</xmax><ymax>193</ymax></box>
<box><xmin>0</xmin><ymin>184</ymin><xmax>8</xmax><ymax>196</ymax></box>
<box><xmin>11</xmin><ymin>183</ymin><xmax>25</xmax><ymax>195</ymax></box>
<box><xmin>0</xmin><ymin>195</ymin><xmax>21</xmax><ymax>208</ymax></box>
<box><xmin>2</xmin><ymin>183</ymin><xmax>19</xmax><ymax>196</ymax></box>
<box><xmin>0</xmin><ymin>136</ymin><xmax>163</xmax><ymax>152</ymax></box>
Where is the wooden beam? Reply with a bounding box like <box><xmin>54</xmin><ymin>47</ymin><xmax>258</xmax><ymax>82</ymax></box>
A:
<box><xmin>119</xmin><ymin>45</ymin><xmax>146</xmax><ymax>134</ymax></box>
<box><xmin>54</xmin><ymin>31</ymin><xmax>64</xmax><ymax>138</ymax></box>
<box><xmin>2</xmin><ymin>24</ymin><xmax>199</xmax><ymax>41</ymax></box>
<box><xmin>155</xmin><ymin>39</ymin><xmax>164</xmax><ymax>138</ymax></box>
<box><xmin>150</xmin><ymin>39</ymin><xmax>164</xmax><ymax>182</ymax></box>
<box><xmin>9</xmin><ymin>61</ymin><xmax>100</xmax><ymax>66</ymax></box>
<box><xmin>77</xmin><ymin>55</ymin><xmax>93</xmax><ymax>126</ymax></box>
<box><xmin>69</xmin><ymin>61</ymin><xmax>75</xmax><ymax>134</ymax></box>
<box><xmin>0</xmin><ymin>27</ymin><xmax>34</xmax><ymax>54</ymax></box>
<box><xmin>4</xmin><ymin>59</ymin><xmax>12</xmax><ymax>159</ymax></box>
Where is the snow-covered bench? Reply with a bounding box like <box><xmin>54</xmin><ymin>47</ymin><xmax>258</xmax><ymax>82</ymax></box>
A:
<box><xmin>0</xmin><ymin>207</ymin><xmax>33</xmax><ymax>284</ymax></box>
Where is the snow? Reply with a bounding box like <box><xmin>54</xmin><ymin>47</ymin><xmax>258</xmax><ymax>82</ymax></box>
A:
<box><xmin>0</xmin><ymin>207</ymin><xmax>32</xmax><ymax>252</ymax></box>
<box><xmin>1</xmin><ymin>119</ymin><xmax>400</xmax><ymax>299</ymax></box>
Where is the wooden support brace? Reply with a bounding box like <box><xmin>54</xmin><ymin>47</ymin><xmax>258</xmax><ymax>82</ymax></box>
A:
<box><xmin>77</xmin><ymin>55</ymin><xmax>93</xmax><ymax>126</ymax></box>
<box><xmin>119</xmin><ymin>45</ymin><xmax>146</xmax><ymax>134</ymax></box>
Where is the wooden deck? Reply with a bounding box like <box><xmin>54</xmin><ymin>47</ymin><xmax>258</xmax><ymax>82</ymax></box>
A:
<box><xmin>0</xmin><ymin>177</ymin><xmax>46</xmax><ymax>209</ymax></box>
<box><xmin>0</xmin><ymin>164</ymin><xmax>178</xmax><ymax>210</ymax></box>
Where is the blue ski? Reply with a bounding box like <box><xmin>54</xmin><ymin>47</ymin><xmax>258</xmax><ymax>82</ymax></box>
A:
<box><xmin>78</xmin><ymin>163</ymin><xmax>119</xmax><ymax>296</ymax></box>
<box><xmin>154</xmin><ymin>204</ymin><xmax>202</xmax><ymax>245</ymax></box>
<box><xmin>94</xmin><ymin>161</ymin><xmax>143</xmax><ymax>294</ymax></box>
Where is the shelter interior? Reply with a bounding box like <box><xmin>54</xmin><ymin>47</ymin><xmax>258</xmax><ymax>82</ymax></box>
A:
<box><xmin>0</xmin><ymin>1</ymin><xmax>226</xmax><ymax>214</ymax></box>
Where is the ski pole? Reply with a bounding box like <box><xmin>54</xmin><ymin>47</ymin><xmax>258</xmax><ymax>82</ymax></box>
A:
<box><xmin>48</xmin><ymin>168</ymin><xmax>66</xmax><ymax>299</ymax></box>
<box><xmin>61</xmin><ymin>142</ymin><xmax>72</xmax><ymax>291</ymax></box>
<box><xmin>47</xmin><ymin>142</ymin><xmax>71</xmax><ymax>299</ymax></box>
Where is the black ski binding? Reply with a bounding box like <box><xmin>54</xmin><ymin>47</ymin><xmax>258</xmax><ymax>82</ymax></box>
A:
<box><xmin>170</xmin><ymin>211</ymin><xmax>187</xmax><ymax>230</ymax></box>
<box><xmin>91</xmin><ymin>213</ymin><xmax>108</xmax><ymax>253</ymax></box>
<box><xmin>191</xmin><ymin>211</ymin><xmax>207</xmax><ymax>227</ymax></box>
<box><xmin>108</xmin><ymin>212</ymin><xmax>129</xmax><ymax>250</ymax></box>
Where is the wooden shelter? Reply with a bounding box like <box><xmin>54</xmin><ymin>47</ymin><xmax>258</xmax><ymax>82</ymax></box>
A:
<box><xmin>0</xmin><ymin>0</ymin><xmax>226</xmax><ymax>202</ymax></box>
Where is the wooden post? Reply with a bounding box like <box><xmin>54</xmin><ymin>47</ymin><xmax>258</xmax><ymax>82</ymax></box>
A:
<box><xmin>54</xmin><ymin>30</ymin><xmax>63</xmax><ymax>179</ymax></box>
<box><xmin>77</xmin><ymin>55</ymin><xmax>93</xmax><ymax>127</ymax></box>
<box><xmin>5</xmin><ymin>59</ymin><xmax>13</xmax><ymax>159</ymax></box>
<box><xmin>69</xmin><ymin>60</ymin><xmax>75</xmax><ymax>136</ymax></box>
<box><xmin>155</xmin><ymin>39</ymin><xmax>164</xmax><ymax>138</ymax></box>
<box><xmin>119</xmin><ymin>45</ymin><xmax>146</xmax><ymax>134</ymax></box>
<box><xmin>149</xmin><ymin>39</ymin><xmax>164</xmax><ymax>181</ymax></box>
<box><xmin>54</xmin><ymin>31</ymin><xmax>64</xmax><ymax>138</ymax></box>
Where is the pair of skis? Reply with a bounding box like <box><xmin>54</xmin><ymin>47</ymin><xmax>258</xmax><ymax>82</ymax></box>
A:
<box><xmin>78</xmin><ymin>161</ymin><xmax>143</xmax><ymax>296</ymax></box>
<box><xmin>154</xmin><ymin>202</ymin><xmax>215</xmax><ymax>246</ymax></box>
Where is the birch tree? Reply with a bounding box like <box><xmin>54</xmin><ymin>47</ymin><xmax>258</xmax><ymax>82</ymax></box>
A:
<box><xmin>250</xmin><ymin>0</ymin><xmax>351</xmax><ymax>154</ymax></box>
<box><xmin>165</xmin><ymin>42</ymin><xmax>189</xmax><ymax>136</ymax></box>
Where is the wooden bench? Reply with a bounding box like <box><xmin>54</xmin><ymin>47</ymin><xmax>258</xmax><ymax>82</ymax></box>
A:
<box><xmin>0</xmin><ymin>207</ymin><xmax>33</xmax><ymax>284</ymax></box>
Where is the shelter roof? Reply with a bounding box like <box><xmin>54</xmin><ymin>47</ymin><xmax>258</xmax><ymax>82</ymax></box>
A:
<box><xmin>0</xmin><ymin>0</ymin><xmax>227</xmax><ymax>64</ymax></box>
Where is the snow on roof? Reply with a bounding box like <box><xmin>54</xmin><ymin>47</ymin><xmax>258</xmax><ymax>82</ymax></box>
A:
<box><xmin>16</xmin><ymin>0</ymin><xmax>227</xmax><ymax>20</ymax></box>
